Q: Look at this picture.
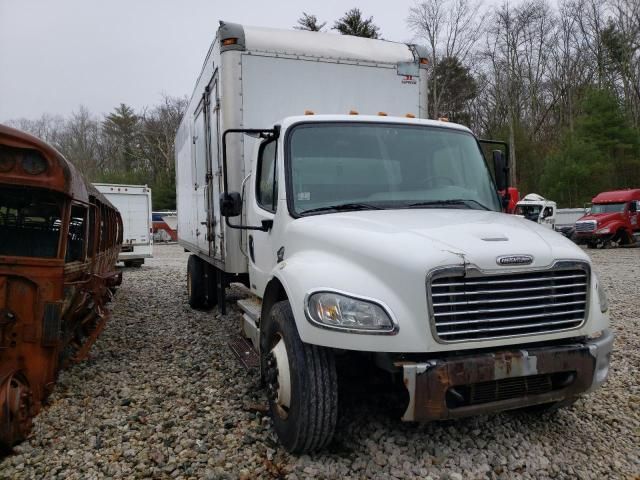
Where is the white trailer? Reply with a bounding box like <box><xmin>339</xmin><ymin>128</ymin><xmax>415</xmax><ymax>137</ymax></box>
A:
<box><xmin>94</xmin><ymin>184</ymin><xmax>153</xmax><ymax>267</ymax></box>
<box><xmin>176</xmin><ymin>22</ymin><xmax>612</xmax><ymax>453</ymax></box>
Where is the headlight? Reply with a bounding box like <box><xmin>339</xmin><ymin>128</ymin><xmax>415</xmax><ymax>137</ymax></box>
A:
<box><xmin>595</xmin><ymin>274</ymin><xmax>609</xmax><ymax>313</ymax></box>
<box><xmin>596</xmin><ymin>227</ymin><xmax>610</xmax><ymax>234</ymax></box>
<box><xmin>305</xmin><ymin>291</ymin><xmax>397</xmax><ymax>334</ymax></box>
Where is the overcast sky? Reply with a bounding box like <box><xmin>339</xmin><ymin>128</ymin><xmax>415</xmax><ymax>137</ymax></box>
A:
<box><xmin>0</xmin><ymin>0</ymin><xmax>424</xmax><ymax>122</ymax></box>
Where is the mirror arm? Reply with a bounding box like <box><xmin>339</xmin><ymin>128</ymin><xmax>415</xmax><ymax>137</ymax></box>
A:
<box><xmin>225</xmin><ymin>217</ymin><xmax>272</xmax><ymax>232</ymax></box>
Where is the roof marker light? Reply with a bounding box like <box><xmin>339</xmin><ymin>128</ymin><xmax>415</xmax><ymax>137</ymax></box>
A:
<box><xmin>349</xmin><ymin>110</ymin><xmax>359</xmax><ymax>115</ymax></box>
<box><xmin>378</xmin><ymin>112</ymin><xmax>388</xmax><ymax>116</ymax></box>
<box><xmin>405</xmin><ymin>113</ymin><xmax>416</xmax><ymax>118</ymax></box>
<box><xmin>222</xmin><ymin>38</ymin><xmax>238</xmax><ymax>46</ymax></box>
<box><xmin>304</xmin><ymin>110</ymin><xmax>315</xmax><ymax>115</ymax></box>
<box><xmin>438</xmin><ymin>117</ymin><xmax>449</xmax><ymax>122</ymax></box>
<box><xmin>420</xmin><ymin>58</ymin><xmax>429</xmax><ymax>65</ymax></box>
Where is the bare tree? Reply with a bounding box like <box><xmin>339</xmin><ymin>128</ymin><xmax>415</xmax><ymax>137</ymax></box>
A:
<box><xmin>407</xmin><ymin>0</ymin><xmax>487</xmax><ymax>118</ymax></box>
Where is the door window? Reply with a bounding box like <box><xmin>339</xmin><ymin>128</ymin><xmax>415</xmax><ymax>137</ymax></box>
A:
<box><xmin>256</xmin><ymin>140</ymin><xmax>278</xmax><ymax>212</ymax></box>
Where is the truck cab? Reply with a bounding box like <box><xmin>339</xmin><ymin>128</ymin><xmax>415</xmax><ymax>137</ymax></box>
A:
<box><xmin>575</xmin><ymin>189</ymin><xmax>640</xmax><ymax>247</ymax></box>
<box><xmin>515</xmin><ymin>193</ymin><xmax>556</xmax><ymax>229</ymax></box>
<box><xmin>217</xmin><ymin>115</ymin><xmax>612</xmax><ymax>452</ymax></box>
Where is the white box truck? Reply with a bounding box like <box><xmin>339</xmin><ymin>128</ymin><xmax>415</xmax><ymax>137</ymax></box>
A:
<box><xmin>175</xmin><ymin>22</ymin><xmax>613</xmax><ymax>453</ymax></box>
<box><xmin>94</xmin><ymin>184</ymin><xmax>153</xmax><ymax>267</ymax></box>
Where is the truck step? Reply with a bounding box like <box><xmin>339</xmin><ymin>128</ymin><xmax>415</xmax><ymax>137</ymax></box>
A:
<box><xmin>237</xmin><ymin>297</ymin><xmax>262</xmax><ymax>322</ymax></box>
<box><xmin>228</xmin><ymin>335</ymin><xmax>260</xmax><ymax>370</ymax></box>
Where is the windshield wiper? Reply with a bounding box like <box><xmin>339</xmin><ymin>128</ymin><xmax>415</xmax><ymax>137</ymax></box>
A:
<box><xmin>407</xmin><ymin>199</ymin><xmax>491</xmax><ymax>211</ymax></box>
<box><xmin>301</xmin><ymin>202</ymin><xmax>384</xmax><ymax>215</ymax></box>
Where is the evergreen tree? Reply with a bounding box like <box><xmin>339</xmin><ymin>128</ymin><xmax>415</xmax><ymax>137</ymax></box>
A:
<box><xmin>294</xmin><ymin>13</ymin><xmax>326</xmax><ymax>32</ymax></box>
<box><xmin>333</xmin><ymin>8</ymin><xmax>380</xmax><ymax>38</ymax></box>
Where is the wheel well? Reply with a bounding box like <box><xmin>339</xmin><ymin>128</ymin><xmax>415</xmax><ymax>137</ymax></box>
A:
<box><xmin>261</xmin><ymin>278</ymin><xmax>288</xmax><ymax>324</ymax></box>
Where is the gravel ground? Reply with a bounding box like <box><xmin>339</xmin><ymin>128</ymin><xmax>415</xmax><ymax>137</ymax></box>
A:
<box><xmin>1</xmin><ymin>244</ymin><xmax>638</xmax><ymax>479</ymax></box>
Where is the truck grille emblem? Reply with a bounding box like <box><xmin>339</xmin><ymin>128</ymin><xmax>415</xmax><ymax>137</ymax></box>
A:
<box><xmin>496</xmin><ymin>255</ymin><xmax>534</xmax><ymax>266</ymax></box>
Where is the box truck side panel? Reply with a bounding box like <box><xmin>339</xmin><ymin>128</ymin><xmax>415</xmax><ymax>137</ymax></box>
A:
<box><xmin>241</xmin><ymin>55</ymin><xmax>421</xmax><ymax>132</ymax></box>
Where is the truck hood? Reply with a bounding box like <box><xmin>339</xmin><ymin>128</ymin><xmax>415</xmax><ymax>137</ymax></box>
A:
<box><xmin>286</xmin><ymin>209</ymin><xmax>587</xmax><ymax>272</ymax></box>
<box><xmin>577</xmin><ymin>212</ymin><xmax>625</xmax><ymax>225</ymax></box>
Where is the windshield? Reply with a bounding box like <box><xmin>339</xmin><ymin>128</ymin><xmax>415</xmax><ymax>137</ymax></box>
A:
<box><xmin>0</xmin><ymin>186</ymin><xmax>63</xmax><ymax>258</ymax></box>
<box><xmin>591</xmin><ymin>203</ymin><xmax>626</xmax><ymax>214</ymax></box>
<box><xmin>516</xmin><ymin>204</ymin><xmax>542</xmax><ymax>221</ymax></box>
<box><xmin>288</xmin><ymin>123</ymin><xmax>501</xmax><ymax>215</ymax></box>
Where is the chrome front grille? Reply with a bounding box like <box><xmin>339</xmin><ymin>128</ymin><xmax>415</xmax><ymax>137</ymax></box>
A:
<box><xmin>428</xmin><ymin>263</ymin><xmax>589</xmax><ymax>342</ymax></box>
<box><xmin>575</xmin><ymin>221</ymin><xmax>596</xmax><ymax>232</ymax></box>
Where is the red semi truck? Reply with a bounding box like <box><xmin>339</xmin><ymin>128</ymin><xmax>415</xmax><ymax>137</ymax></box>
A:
<box><xmin>575</xmin><ymin>189</ymin><xmax>640</xmax><ymax>248</ymax></box>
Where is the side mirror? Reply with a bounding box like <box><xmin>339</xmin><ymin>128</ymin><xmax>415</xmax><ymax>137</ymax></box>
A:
<box><xmin>220</xmin><ymin>192</ymin><xmax>242</xmax><ymax>217</ymax></box>
<box><xmin>493</xmin><ymin>150</ymin><xmax>509</xmax><ymax>191</ymax></box>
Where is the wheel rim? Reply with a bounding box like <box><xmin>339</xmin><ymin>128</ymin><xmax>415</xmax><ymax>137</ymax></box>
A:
<box><xmin>265</xmin><ymin>335</ymin><xmax>291</xmax><ymax>419</ymax></box>
<box><xmin>0</xmin><ymin>372</ymin><xmax>33</xmax><ymax>448</ymax></box>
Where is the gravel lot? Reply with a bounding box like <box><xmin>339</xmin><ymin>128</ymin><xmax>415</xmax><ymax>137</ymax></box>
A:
<box><xmin>1</xmin><ymin>244</ymin><xmax>638</xmax><ymax>479</ymax></box>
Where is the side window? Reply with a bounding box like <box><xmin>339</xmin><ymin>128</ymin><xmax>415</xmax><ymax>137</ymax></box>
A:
<box><xmin>256</xmin><ymin>140</ymin><xmax>278</xmax><ymax>212</ymax></box>
<box><xmin>66</xmin><ymin>204</ymin><xmax>87</xmax><ymax>262</ymax></box>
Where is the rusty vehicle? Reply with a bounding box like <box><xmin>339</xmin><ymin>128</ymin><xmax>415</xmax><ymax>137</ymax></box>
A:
<box><xmin>0</xmin><ymin>124</ymin><xmax>122</xmax><ymax>450</ymax></box>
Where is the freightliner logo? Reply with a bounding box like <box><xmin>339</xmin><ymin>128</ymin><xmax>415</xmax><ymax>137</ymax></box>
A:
<box><xmin>496</xmin><ymin>255</ymin><xmax>534</xmax><ymax>266</ymax></box>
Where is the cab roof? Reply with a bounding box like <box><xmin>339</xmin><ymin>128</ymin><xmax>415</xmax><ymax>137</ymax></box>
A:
<box><xmin>592</xmin><ymin>189</ymin><xmax>640</xmax><ymax>203</ymax></box>
<box><xmin>278</xmin><ymin>114</ymin><xmax>473</xmax><ymax>134</ymax></box>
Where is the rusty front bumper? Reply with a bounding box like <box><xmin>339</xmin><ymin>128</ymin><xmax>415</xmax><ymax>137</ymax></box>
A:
<box><xmin>400</xmin><ymin>330</ymin><xmax>613</xmax><ymax>421</ymax></box>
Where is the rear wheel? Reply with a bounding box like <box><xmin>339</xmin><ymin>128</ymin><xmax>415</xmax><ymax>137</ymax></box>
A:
<box><xmin>187</xmin><ymin>255</ymin><xmax>207</xmax><ymax>309</ymax></box>
<box><xmin>260</xmin><ymin>301</ymin><xmax>338</xmax><ymax>453</ymax></box>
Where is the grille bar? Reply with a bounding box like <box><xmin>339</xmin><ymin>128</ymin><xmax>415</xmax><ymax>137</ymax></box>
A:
<box><xmin>429</xmin><ymin>264</ymin><xmax>589</xmax><ymax>342</ymax></box>
<box><xmin>434</xmin><ymin>273</ymin><xmax>585</xmax><ymax>287</ymax></box>
<box><xmin>432</xmin><ymin>282</ymin><xmax>586</xmax><ymax>297</ymax></box>
<box><xmin>438</xmin><ymin>318</ymin><xmax>583</xmax><ymax>337</ymax></box>
<box><xmin>436</xmin><ymin>291</ymin><xmax>586</xmax><ymax>306</ymax></box>
<box><xmin>436</xmin><ymin>310</ymin><xmax>585</xmax><ymax>327</ymax></box>
<box><xmin>433</xmin><ymin>300</ymin><xmax>586</xmax><ymax>317</ymax></box>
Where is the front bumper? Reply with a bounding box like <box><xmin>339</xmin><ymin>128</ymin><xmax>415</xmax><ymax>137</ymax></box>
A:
<box><xmin>400</xmin><ymin>330</ymin><xmax>613</xmax><ymax>421</ymax></box>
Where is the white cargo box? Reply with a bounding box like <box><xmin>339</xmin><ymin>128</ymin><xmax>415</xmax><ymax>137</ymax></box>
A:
<box><xmin>175</xmin><ymin>22</ymin><xmax>428</xmax><ymax>274</ymax></box>
<box><xmin>93</xmin><ymin>183</ymin><xmax>153</xmax><ymax>264</ymax></box>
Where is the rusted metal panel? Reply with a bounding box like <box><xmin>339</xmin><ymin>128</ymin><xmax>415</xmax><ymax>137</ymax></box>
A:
<box><xmin>401</xmin><ymin>341</ymin><xmax>601</xmax><ymax>422</ymax></box>
<box><xmin>0</xmin><ymin>124</ymin><xmax>122</xmax><ymax>449</ymax></box>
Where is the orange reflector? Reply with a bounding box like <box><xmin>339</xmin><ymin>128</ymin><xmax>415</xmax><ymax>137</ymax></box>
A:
<box><xmin>420</xmin><ymin>58</ymin><xmax>429</xmax><ymax>65</ymax></box>
<box><xmin>349</xmin><ymin>110</ymin><xmax>359</xmax><ymax>115</ymax></box>
<box><xmin>405</xmin><ymin>113</ymin><xmax>416</xmax><ymax>118</ymax></box>
<box><xmin>222</xmin><ymin>38</ymin><xmax>238</xmax><ymax>46</ymax></box>
<box><xmin>378</xmin><ymin>112</ymin><xmax>388</xmax><ymax>116</ymax></box>
<box><xmin>304</xmin><ymin>110</ymin><xmax>315</xmax><ymax>115</ymax></box>
<box><xmin>438</xmin><ymin>117</ymin><xmax>449</xmax><ymax>122</ymax></box>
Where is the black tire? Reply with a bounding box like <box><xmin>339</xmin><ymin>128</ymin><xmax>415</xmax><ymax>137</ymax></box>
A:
<box><xmin>123</xmin><ymin>260</ymin><xmax>133</xmax><ymax>267</ymax></box>
<box><xmin>187</xmin><ymin>255</ymin><xmax>207</xmax><ymax>309</ymax></box>
<box><xmin>587</xmin><ymin>241</ymin><xmax>598</xmax><ymax>249</ymax></box>
<box><xmin>132</xmin><ymin>259</ymin><xmax>144</xmax><ymax>268</ymax></box>
<box><xmin>260</xmin><ymin>301</ymin><xmax>338</xmax><ymax>453</ymax></box>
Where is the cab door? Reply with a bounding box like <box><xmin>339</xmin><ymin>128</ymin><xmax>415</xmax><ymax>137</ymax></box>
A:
<box><xmin>246</xmin><ymin>138</ymin><xmax>278</xmax><ymax>295</ymax></box>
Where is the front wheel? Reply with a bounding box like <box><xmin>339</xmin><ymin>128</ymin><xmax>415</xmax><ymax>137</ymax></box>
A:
<box><xmin>260</xmin><ymin>301</ymin><xmax>338</xmax><ymax>453</ymax></box>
